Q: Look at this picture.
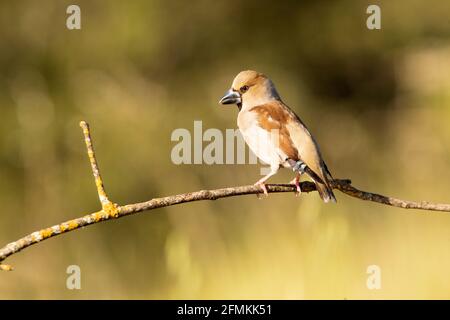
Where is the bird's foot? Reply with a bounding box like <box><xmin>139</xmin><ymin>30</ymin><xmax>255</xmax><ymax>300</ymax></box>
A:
<box><xmin>255</xmin><ymin>182</ymin><xmax>269</xmax><ymax>198</ymax></box>
<box><xmin>289</xmin><ymin>178</ymin><xmax>302</xmax><ymax>197</ymax></box>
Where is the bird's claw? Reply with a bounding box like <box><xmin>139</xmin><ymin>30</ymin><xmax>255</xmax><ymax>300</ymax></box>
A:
<box><xmin>290</xmin><ymin>178</ymin><xmax>302</xmax><ymax>197</ymax></box>
<box><xmin>255</xmin><ymin>183</ymin><xmax>269</xmax><ymax>198</ymax></box>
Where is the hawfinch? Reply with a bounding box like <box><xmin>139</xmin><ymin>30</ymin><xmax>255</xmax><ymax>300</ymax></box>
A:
<box><xmin>219</xmin><ymin>70</ymin><xmax>336</xmax><ymax>203</ymax></box>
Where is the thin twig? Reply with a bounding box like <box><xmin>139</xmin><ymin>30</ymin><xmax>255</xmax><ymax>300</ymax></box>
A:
<box><xmin>0</xmin><ymin>121</ymin><xmax>449</xmax><ymax>271</ymax></box>
<box><xmin>79</xmin><ymin>121</ymin><xmax>119</xmax><ymax>217</ymax></box>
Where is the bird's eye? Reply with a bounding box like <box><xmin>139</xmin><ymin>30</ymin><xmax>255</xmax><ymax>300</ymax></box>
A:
<box><xmin>240</xmin><ymin>85</ymin><xmax>249</xmax><ymax>93</ymax></box>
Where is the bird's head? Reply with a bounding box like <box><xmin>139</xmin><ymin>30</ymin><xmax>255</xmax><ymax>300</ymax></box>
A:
<box><xmin>219</xmin><ymin>70</ymin><xmax>281</xmax><ymax>109</ymax></box>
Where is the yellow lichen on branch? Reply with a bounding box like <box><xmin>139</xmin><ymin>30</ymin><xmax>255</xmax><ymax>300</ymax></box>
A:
<box><xmin>79</xmin><ymin>121</ymin><xmax>118</xmax><ymax>212</ymax></box>
<box><xmin>0</xmin><ymin>264</ymin><xmax>13</xmax><ymax>271</ymax></box>
<box><xmin>0</xmin><ymin>121</ymin><xmax>449</xmax><ymax>271</ymax></box>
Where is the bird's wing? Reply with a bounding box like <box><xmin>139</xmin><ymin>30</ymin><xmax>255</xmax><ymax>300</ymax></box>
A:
<box><xmin>248</xmin><ymin>102</ymin><xmax>299</xmax><ymax>162</ymax></box>
<box><xmin>249</xmin><ymin>101</ymin><xmax>328</xmax><ymax>184</ymax></box>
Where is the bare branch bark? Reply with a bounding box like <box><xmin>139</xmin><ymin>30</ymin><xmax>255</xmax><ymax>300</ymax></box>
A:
<box><xmin>0</xmin><ymin>121</ymin><xmax>449</xmax><ymax>271</ymax></box>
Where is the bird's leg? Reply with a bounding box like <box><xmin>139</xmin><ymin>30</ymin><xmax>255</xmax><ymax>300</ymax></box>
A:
<box><xmin>290</xmin><ymin>173</ymin><xmax>302</xmax><ymax>196</ymax></box>
<box><xmin>254</xmin><ymin>175</ymin><xmax>272</xmax><ymax>197</ymax></box>
<box><xmin>254</xmin><ymin>165</ymin><xmax>279</xmax><ymax>198</ymax></box>
<box><xmin>288</xmin><ymin>159</ymin><xmax>307</xmax><ymax>197</ymax></box>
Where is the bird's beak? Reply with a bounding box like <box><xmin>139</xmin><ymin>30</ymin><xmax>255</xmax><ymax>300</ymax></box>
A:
<box><xmin>219</xmin><ymin>89</ymin><xmax>241</xmax><ymax>105</ymax></box>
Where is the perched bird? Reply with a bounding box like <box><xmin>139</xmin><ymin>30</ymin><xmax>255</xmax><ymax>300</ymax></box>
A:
<box><xmin>219</xmin><ymin>70</ymin><xmax>336</xmax><ymax>203</ymax></box>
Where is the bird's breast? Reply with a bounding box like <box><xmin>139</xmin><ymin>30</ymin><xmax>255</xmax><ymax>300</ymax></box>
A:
<box><xmin>237</xmin><ymin>110</ymin><xmax>283</xmax><ymax>166</ymax></box>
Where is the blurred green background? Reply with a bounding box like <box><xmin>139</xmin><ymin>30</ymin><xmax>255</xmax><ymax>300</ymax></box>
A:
<box><xmin>0</xmin><ymin>0</ymin><xmax>450</xmax><ymax>299</ymax></box>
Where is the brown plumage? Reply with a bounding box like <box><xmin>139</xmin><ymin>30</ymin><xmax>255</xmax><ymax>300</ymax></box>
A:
<box><xmin>219</xmin><ymin>70</ymin><xmax>336</xmax><ymax>203</ymax></box>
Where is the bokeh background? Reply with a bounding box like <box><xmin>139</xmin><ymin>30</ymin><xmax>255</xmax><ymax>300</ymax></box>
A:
<box><xmin>0</xmin><ymin>0</ymin><xmax>449</xmax><ymax>299</ymax></box>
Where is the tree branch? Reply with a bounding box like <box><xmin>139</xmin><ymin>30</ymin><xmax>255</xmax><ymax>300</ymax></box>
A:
<box><xmin>79</xmin><ymin>121</ymin><xmax>119</xmax><ymax>217</ymax></box>
<box><xmin>0</xmin><ymin>121</ymin><xmax>449</xmax><ymax>271</ymax></box>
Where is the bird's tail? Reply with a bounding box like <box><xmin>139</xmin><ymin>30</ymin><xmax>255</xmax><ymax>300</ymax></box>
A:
<box><xmin>314</xmin><ymin>181</ymin><xmax>336</xmax><ymax>203</ymax></box>
<box><xmin>289</xmin><ymin>159</ymin><xmax>336</xmax><ymax>203</ymax></box>
<box><xmin>305</xmin><ymin>166</ymin><xmax>336</xmax><ymax>203</ymax></box>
